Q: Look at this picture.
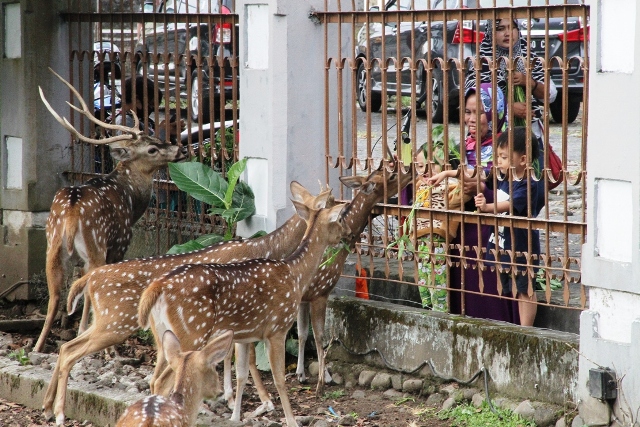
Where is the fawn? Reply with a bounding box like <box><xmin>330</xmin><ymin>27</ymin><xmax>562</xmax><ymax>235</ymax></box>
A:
<box><xmin>43</xmin><ymin>182</ymin><xmax>333</xmax><ymax>425</ymax></box>
<box><xmin>137</xmin><ymin>182</ymin><xmax>352</xmax><ymax>427</ymax></box>
<box><xmin>115</xmin><ymin>330</ymin><xmax>233</xmax><ymax>427</ymax></box>
<box><xmin>34</xmin><ymin>68</ymin><xmax>187</xmax><ymax>353</ymax></box>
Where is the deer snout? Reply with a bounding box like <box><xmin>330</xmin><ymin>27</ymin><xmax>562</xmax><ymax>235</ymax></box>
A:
<box><xmin>174</xmin><ymin>144</ymin><xmax>189</xmax><ymax>161</ymax></box>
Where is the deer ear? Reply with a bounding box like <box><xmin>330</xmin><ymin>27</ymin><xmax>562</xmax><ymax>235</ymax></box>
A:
<box><xmin>203</xmin><ymin>330</ymin><xmax>234</xmax><ymax>366</ymax></box>
<box><xmin>327</xmin><ymin>203</ymin><xmax>346</xmax><ymax>222</ymax></box>
<box><xmin>109</xmin><ymin>146</ymin><xmax>132</xmax><ymax>162</ymax></box>
<box><xmin>291</xmin><ymin>199</ymin><xmax>312</xmax><ymax>222</ymax></box>
<box><xmin>313</xmin><ymin>189</ymin><xmax>333</xmax><ymax>209</ymax></box>
<box><xmin>290</xmin><ymin>181</ymin><xmax>312</xmax><ymax>203</ymax></box>
<box><xmin>339</xmin><ymin>175</ymin><xmax>367</xmax><ymax>189</ymax></box>
<box><xmin>162</xmin><ymin>330</ymin><xmax>182</xmax><ymax>364</ymax></box>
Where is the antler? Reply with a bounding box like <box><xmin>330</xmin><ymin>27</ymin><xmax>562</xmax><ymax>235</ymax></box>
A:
<box><xmin>39</xmin><ymin>67</ymin><xmax>142</xmax><ymax>145</ymax></box>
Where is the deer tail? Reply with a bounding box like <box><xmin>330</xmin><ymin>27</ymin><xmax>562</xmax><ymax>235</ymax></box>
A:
<box><xmin>63</xmin><ymin>217</ymin><xmax>80</xmax><ymax>256</ymax></box>
<box><xmin>138</xmin><ymin>279</ymin><xmax>165</xmax><ymax>329</ymax></box>
<box><xmin>67</xmin><ymin>274</ymin><xmax>89</xmax><ymax>315</ymax></box>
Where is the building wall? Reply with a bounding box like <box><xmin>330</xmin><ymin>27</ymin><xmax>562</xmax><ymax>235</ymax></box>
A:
<box><xmin>579</xmin><ymin>0</ymin><xmax>640</xmax><ymax>422</ymax></box>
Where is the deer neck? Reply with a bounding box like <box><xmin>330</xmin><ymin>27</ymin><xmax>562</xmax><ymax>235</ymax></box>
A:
<box><xmin>168</xmin><ymin>383</ymin><xmax>200</xmax><ymax>426</ymax></box>
<box><xmin>285</xmin><ymin>214</ymin><xmax>336</xmax><ymax>296</ymax></box>
<box><xmin>109</xmin><ymin>162</ymin><xmax>155</xmax><ymax>221</ymax></box>
<box><xmin>248</xmin><ymin>214</ymin><xmax>307</xmax><ymax>259</ymax></box>
<box><xmin>341</xmin><ymin>190</ymin><xmax>382</xmax><ymax>245</ymax></box>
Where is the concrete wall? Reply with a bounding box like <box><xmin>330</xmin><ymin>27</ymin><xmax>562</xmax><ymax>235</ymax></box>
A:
<box><xmin>0</xmin><ymin>0</ymin><xmax>91</xmax><ymax>298</ymax></box>
<box><xmin>325</xmin><ymin>296</ymin><xmax>579</xmax><ymax>405</ymax></box>
<box><xmin>579</xmin><ymin>0</ymin><xmax>640</xmax><ymax>422</ymax></box>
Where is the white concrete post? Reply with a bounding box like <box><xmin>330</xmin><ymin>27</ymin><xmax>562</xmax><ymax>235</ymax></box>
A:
<box><xmin>236</xmin><ymin>0</ymin><xmax>352</xmax><ymax>235</ymax></box>
<box><xmin>579</xmin><ymin>0</ymin><xmax>640</xmax><ymax>422</ymax></box>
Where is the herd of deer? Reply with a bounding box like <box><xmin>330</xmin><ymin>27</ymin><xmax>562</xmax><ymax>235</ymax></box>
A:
<box><xmin>34</xmin><ymin>69</ymin><xmax>412</xmax><ymax>427</ymax></box>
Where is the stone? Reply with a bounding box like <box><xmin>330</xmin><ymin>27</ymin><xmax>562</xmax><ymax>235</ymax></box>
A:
<box><xmin>440</xmin><ymin>383</ymin><xmax>458</xmax><ymax>395</ymax></box>
<box><xmin>441</xmin><ymin>397</ymin><xmax>456</xmax><ymax>410</ymax></box>
<box><xmin>358</xmin><ymin>370</ymin><xmax>377</xmax><ymax>387</ymax></box>
<box><xmin>295</xmin><ymin>415</ymin><xmax>315</xmax><ymax>426</ymax></box>
<box><xmin>28</xmin><ymin>352</ymin><xmax>46</xmax><ymax>366</ymax></box>
<box><xmin>555</xmin><ymin>415</ymin><xmax>567</xmax><ymax>427</ymax></box>
<box><xmin>58</xmin><ymin>329</ymin><xmax>76</xmax><ymax>341</ymax></box>
<box><xmin>370</xmin><ymin>372</ymin><xmax>392</xmax><ymax>390</ymax></box>
<box><xmin>534</xmin><ymin>405</ymin><xmax>560</xmax><ymax>427</ymax></box>
<box><xmin>311</xmin><ymin>420</ymin><xmax>329</xmax><ymax>427</ymax></box>
<box><xmin>338</xmin><ymin>414</ymin><xmax>356</xmax><ymax>426</ymax></box>
<box><xmin>471</xmin><ymin>393</ymin><xmax>485</xmax><ymax>407</ymax></box>
<box><xmin>514</xmin><ymin>400</ymin><xmax>535</xmax><ymax>420</ymax></box>
<box><xmin>332</xmin><ymin>372</ymin><xmax>343</xmax><ymax>385</ymax></box>
<box><xmin>402</xmin><ymin>379</ymin><xmax>423</xmax><ymax>394</ymax></box>
<box><xmin>308</xmin><ymin>361</ymin><xmax>320</xmax><ymax>377</ymax></box>
<box><xmin>571</xmin><ymin>415</ymin><xmax>584</xmax><ymax>427</ymax></box>
<box><xmin>461</xmin><ymin>387</ymin><xmax>479</xmax><ymax>400</ymax></box>
<box><xmin>425</xmin><ymin>392</ymin><xmax>445</xmax><ymax>407</ymax></box>
<box><xmin>391</xmin><ymin>374</ymin><xmax>403</xmax><ymax>390</ymax></box>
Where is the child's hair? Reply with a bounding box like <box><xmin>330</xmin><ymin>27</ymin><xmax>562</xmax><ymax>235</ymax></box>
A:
<box><xmin>123</xmin><ymin>76</ymin><xmax>162</xmax><ymax>113</ymax></box>
<box><xmin>496</xmin><ymin>127</ymin><xmax>539</xmax><ymax>161</ymax></box>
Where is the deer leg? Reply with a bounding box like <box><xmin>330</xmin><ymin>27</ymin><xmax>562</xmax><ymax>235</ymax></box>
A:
<box><xmin>310</xmin><ymin>296</ymin><xmax>332</xmax><ymax>396</ymax></box>
<box><xmin>266</xmin><ymin>334</ymin><xmax>298</xmax><ymax>427</ymax></box>
<box><xmin>35</xmin><ymin>247</ymin><xmax>65</xmax><ymax>353</ymax></box>
<box><xmin>77</xmin><ymin>287</ymin><xmax>92</xmax><ymax>335</ymax></box>
<box><xmin>231</xmin><ymin>342</ymin><xmax>250</xmax><ymax>422</ymax></box>
<box><xmin>246</xmin><ymin>344</ymin><xmax>274</xmax><ymax>418</ymax></box>
<box><xmin>49</xmin><ymin>326</ymin><xmax>122</xmax><ymax>426</ymax></box>
<box><xmin>295</xmin><ymin>302</ymin><xmax>310</xmax><ymax>383</ymax></box>
<box><xmin>223</xmin><ymin>350</ymin><xmax>235</xmax><ymax>409</ymax></box>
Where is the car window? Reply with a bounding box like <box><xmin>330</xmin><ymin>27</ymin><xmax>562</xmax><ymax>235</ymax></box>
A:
<box><xmin>393</xmin><ymin>0</ymin><xmax>464</xmax><ymax>10</ymax></box>
<box><xmin>491</xmin><ymin>0</ymin><xmax>581</xmax><ymax>6</ymax></box>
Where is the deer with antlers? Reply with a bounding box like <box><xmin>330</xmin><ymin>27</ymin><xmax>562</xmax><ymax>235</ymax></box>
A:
<box><xmin>137</xmin><ymin>182</ymin><xmax>352</xmax><ymax>427</ymax></box>
<box><xmin>115</xmin><ymin>330</ymin><xmax>233</xmax><ymax>427</ymax></box>
<box><xmin>34</xmin><ymin>68</ymin><xmax>188</xmax><ymax>353</ymax></box>
<box><xmin>42</xmin><ymin>182</ymin><xmax>333</xmax><ymax>425</ymax></box>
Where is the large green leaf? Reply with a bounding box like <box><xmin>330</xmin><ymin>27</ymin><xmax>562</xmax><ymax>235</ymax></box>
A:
<box><xmin>255</xmin><ymin>341</ymin><xmax>271</xmax><ymax>371</ymax></box>
<box><xmin>224</xmin><ymin>158</ymin><xmax>248</xmax><ymax>207</ymax></box>
<box><xmin>169</xmin><ymin>162</ymin><xmax>228</xmax><ymax>208</ymax></box>
<box><xmin>285</xmin><ymin>337</ymin><xmax>299</xmax><ymax>357</ymax></box>
<box><xmin>196</xmin><ymin>233</ymin><xmax>226</xmax><ymax>247</ymax></box>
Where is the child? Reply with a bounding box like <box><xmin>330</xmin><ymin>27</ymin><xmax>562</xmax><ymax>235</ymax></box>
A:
<box><xmin>413</xmin><ymin>144</ymin><xmax>470</xmax><ymax>311</ymax></box>
<box><xmin>474</xmin><ymin>127</ymin><xmax>542</xmax><ymax>326</ymax></box>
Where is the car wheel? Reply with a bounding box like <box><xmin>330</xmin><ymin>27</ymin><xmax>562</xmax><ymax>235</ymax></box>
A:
<box><xmin>191</xmin><ymin>70</ymin><xmax>211</xmax><ymax>124</ymax></box>
<box><xmin>550</xmin><ymin>97</ymin><xmax>581</xmax><ymax>124</ymax></box>
<box><xmin>357</xmin><ymin>62</ymin><xmax>381</xmax><ymax>112</ymax></box>
<box><xmin>430</xmin><ymin>69</ymin><xmax>444</xmax><ymax>124</ymax></box>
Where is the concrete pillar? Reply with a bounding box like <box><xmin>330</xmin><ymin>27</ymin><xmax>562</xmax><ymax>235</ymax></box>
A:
<box><xmin>579</xmin><ymin>0</ymin><xmax>640</xmax><ymax>422</ymax></box>
<box><xmin>236</xmin><ymin>0</ymin><xmax>352</xmax><ymax>236</ymax></box>
<box><xmin>0</xmin><ymin>0</ymin><xmax>88</xmax><ymax>298</ymax></box>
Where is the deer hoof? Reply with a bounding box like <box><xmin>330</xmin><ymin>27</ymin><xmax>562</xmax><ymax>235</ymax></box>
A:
<box><xmin>42</xmin><ymin>408</ymin><xmax>54</xmax><ymax>421</ymax></box>
<box><xmin>246</xmin><ymin>400</ymin><xmax>275</xmax><ymax>418</ymax></box>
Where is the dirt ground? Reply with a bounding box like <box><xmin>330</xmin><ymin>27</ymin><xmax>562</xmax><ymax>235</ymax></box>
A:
<box><xmin>0</xmin><ymin>327</ymin><xmax>454</xmax><ymax>427</ymax></box>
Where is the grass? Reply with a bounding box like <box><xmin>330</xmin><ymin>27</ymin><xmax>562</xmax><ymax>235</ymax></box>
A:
<box><xmin>8</xmin><ymin>349</ymin><xmax>30</xmax><ymax>366</ymax></box>
<box><xmin>437</xmin><ymin>402</ymin><xmax>536</xmax><ymax>427</ymax></box>
<box><xmin>322</xmin><ymin>389</ymin><xmax>346</xmax><ymax>400</ymax></box>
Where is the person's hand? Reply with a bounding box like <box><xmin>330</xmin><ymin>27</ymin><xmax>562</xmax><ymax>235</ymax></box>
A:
<box><xmin>512</xmin><ymin>71</ymin><xmax>528</xmax><ymax>87</ymax></box>
<box><xmin>426</xmin><ymin>171</ymin><xmax>446</xmax><ymax>187</ymax></box>
<box><xmin>511</xmin><ymin>102</ymin><xmax>531</xmax><ymax>119</ymax></box>
<box><xmin>474</xmin><ymin>193</ymin><xmax>487</xmax><ymax>212</ymax></box>
<box><xmin>460</xmin><ymin>169</ymin><xmax>485</xmax><ymax>196</ymax></box>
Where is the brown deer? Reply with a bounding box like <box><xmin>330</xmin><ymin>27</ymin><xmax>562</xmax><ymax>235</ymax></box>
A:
<box><xmin>42</xmin><ymin>182</ymin><xmax>333</xmax><ymax>425</ymax></box>
<box><xmin>34</xmin><ymin>68</ymin><xmax>188</xmax><ymax>353</ymax></box>
<box><xmin>115</xmin><ymin>330</ymin><xmax>233</xmax><ymax>427</ymax></box>
<box><xmin>137</xmin><ymin>184</ymin><xmax>352</xmax><ymax>427</ymax></box>
<box><xmin>295</xmin><ymin>165</ymin><xmax>413</xmax><ymax>394</ymax></box>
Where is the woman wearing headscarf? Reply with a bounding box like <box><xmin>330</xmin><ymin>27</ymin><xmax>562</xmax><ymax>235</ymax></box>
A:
<box><xmin>428</xmin><ymin>82</ymin><xmax>518</xmax><ymax>323</ymax></box>
<box><xmin>465</xmin><ymin>18</ymin><xmax>557</xmax><ymax>146</ymax></box>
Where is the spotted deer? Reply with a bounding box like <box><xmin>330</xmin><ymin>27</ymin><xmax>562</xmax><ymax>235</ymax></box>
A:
<box><xmin>296</xmin><ymin>165</ymin><xmax>413</xmax><ymax>394</ymax></box>
<box><xmin>115</xmin><ymin>330</ymin><xmax>233</xmax><ymax>427</ymax></box>
<box><xmin>42</xmin><ymin>183</ymin><xmax>333</xmax><ymax>426</ymax></box>
<box><xmin>34</xmin><ymin>69</ymin><xmax>188</xmax><ymax>353</ymax></box>
<box><xmin>137</xmin><ymin>183</ymin><xmax>352</xmax><ymax>427</ymax></box>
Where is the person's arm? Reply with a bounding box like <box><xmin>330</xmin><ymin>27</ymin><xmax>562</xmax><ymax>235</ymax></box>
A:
<box><xmin>425</xmin><ymin>169</ymin><xmax>458</xmax><ymax>187</ymax></box>
<box><xmin>475</xmin><ymin>193</ymin><xmax>509</xmax><ymax>213</ymax></box>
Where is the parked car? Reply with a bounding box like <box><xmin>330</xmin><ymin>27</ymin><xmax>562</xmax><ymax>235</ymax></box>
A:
<box><xmin>135</xmin><ymin>0</ymin><xmax>239</xmax><ymax>124</ymax></box>
<box><xmin>355</xmin><ymin>0</ymin><xmax>587</xmax><ymax>124</ymax></box>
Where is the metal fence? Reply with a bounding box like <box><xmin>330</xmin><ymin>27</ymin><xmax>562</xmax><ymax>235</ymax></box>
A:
<box><xmin>59</xmin><ymin>0</ymin><xmax>588</xmax><ymax>326</ymax></box>
<box><xmin>317</xmin><ymin>0</ymin><xmax>588</xmax><ymax>325</ymax></box>
<box><xmin>60</xmin><ymin>0</ymin><xmax>240</xmax><ymax>253</ymax></box>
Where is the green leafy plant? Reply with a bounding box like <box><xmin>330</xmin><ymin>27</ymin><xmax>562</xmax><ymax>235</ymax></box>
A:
<box><xmin>536</xmin><ymin>269</ymin><xmax>563</xmax><ymax>291</ymax></box>
<box><xmin>8</xmin><ymin>349</ymin><xmax>30</xmax><ymax>366</ymax></box>
<box><xmin>135</xmin><ymin>329</ymin><xmax>155</xmax><ymax>346</ymax></box>
<box><xmin>438</xmin><ymin>402</ymin><xmax>536</xmax><ymax>427</ymax></box>
<box><xmin>166</xmin><ymin>158</ymin><xmax>260</xmax><ymax>254</ymax></box>
<box><xmin>201</xmin><ymin>126</ymin><xmax>236</xmax><ymax>173</ymax></box>
<box><xmin>255</xmin><ymin>336</ymin><xmax>299</xmax><ymax>372</ymax></box>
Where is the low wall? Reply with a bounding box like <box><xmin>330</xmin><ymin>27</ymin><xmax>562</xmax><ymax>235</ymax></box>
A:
<box><xmin>325</xmin><ymin>295</ymin><xmax>579</xmax><ymax>405</ymax></box>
